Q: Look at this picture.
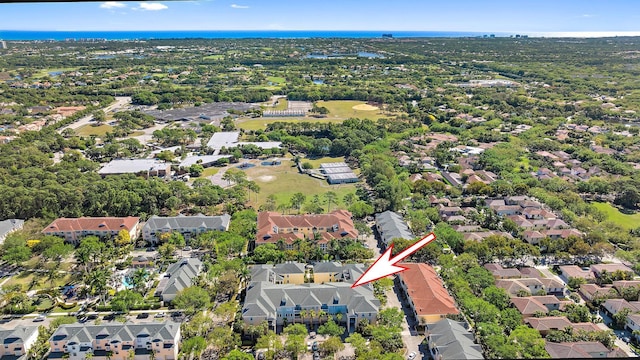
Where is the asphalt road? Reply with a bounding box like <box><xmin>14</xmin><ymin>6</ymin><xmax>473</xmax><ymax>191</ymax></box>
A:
<box><xmin>57</xmin><ymin>96</ymin><xmax>131</xmax><ymax>134</ymax></box>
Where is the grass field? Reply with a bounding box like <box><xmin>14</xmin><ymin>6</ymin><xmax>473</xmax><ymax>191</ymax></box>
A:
<box><xmin>316</xmin><ymin>100</ymin><xmax>391</xmax><ymax>120</ymax></box>
<box><xmin>238</xmin><ymin>117</ymin><xmax>345</xmax><ymax>131</ymax></box>
<box><xmin>201</xmin><ymin>167</ymin><xmax>219</xmax><ymax>177</ymax></box>
<box><xmin>244</xmin><ymin>160</ymin><xmax>356</xmax><ymax>209</ymax></box>
<box><xmin>203</xmin><ymin>55</ymin><xmax>224</xmax><ymax>60</ymax></box>
<box><xmin>592</xmin><ymin>202</ymin><xmax>640</xmax><ymax>230</ymax></box>
<box><xmin>266</xmin><ymin>76</ymin><xmax>286</xmax><ymax>84</ymax></box>
<box><xmin>5</xmin><ymin>271</ymin><xmax>73</xmax><ymax>291</ymax></box>
<box><xmin>301</xmin><ymin>156</ymin><xmax>345</xmax><ymax>169</ymax></box>
<box><xmin>271</xmin><ymin>99</ymin><xmax>289</xmax><ymax>111</ymax></box>
<box><xmin>76</xmin><ymin>124</ymin><xmax>113</xmax><ymax>137</ymax></box>
<box><xmin>32</xmin><ymin>67</ymin><xmax>78</xmax><ymax>78</ymax></box>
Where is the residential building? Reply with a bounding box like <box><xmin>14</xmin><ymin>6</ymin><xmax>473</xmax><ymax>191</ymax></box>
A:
<box><xmin>142</xmin><ymin>214</ymin><xmax>231</xmax><ymax>244</ymax></box>
<box><xmin>559</xmin><ymin>265</ymin><xmax>594</xmax><ymax>282</ymax></box>
<box><xmin>578</xmin><ymin>284</ymin><xmax>615</xmax><ymax>302</ymax></box>
<box><xmin>243</xmin><ymin>263</ymin><xmax>379</xmax><ymax>332</ymax></box>
<box><xmin>544</xmin><ymin>341</ymin><xmax>622</xmax><ymax>358</ymax></box>
<box><xmin>42</xmin><ymin>217</ymin><xmax>140</xmax><ymax>244</ymax></box>
<box><xmin>0</xmin><ymin>326</ymin><xmax>39</xmax><ymax>359</ymax></box>
<box><xmin>374</xmin><ymin>211</ymin><xmax>414</xmax><ymax>247</ymax></box>
<box><xmin>484</xmin><ymin>264</ymin><xmax>522</xmax><ymax>279</ymax></box>
<box><xmin>155</xmin><ymin>258</ymin><xmax>203</xmax><ymax>303</ymax></box>
<box><xmin>591</xmin><ymin>263</ymin><xmax>635</xmax><ymax>279</ymax></box>
<box><xmin>48</xmin><ymin>322</ymin><xmax>180</xmax><ymax>360</ymax></box>
<box><xmin>312</xmin><ymin>262</ymin><xmax>366</xmax><ymax>284</ymax></box>
<box><xmin>602</xmin><ymin>298</ymin><xmax>640</xmax><ymax>316</ymax></box>
<box><xmin>251</xmin><ymin>263</ymin><xmax>307</xmax><ymax>285</ymax></box>
<box><xmin>510</xmin><ymin>296</ymin><xmax>563</xmax><ymax>318</ymax></box>
<box><xmin>626</xmin><ymin>313</ymin><xmax>640</xmax><ymax>334</ymax></box>
<box><xmin>0</xmin><ymin>218</ymin><xmax>24</xmax><ymax>244</ymax></box>
<box><xmin>256</xmin><ymin>211</ymin><xmax>358</xmax><ymax>250</ymax></box>
<box><xmin>98</xmin><ymin>159</ymin><xmax>170</xmax><ymax>178</ymax></box>
<box><xmin>525</xmin><ymin>316</ymin><xmax>600</xmax><ymax>336</ymax></box>
<box><xmin>425</xmin><ymin>319</ymin><xmax>484</xmax><ymax>360</ymax></box>
<box><xmin>496</xmin><ymin>278</ymin><xmax>545</xmax><ymax>296</ymax></box>
<box><xmin>397</xmin><ymin>263</ymin><xmax>459</xmax><ymax>328</ymax></box>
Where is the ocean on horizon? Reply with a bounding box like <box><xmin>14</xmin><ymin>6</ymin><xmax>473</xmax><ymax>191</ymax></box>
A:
<box><xmin>0</xmin><ymin>30</ymin><xmax>496</xmax><ymax>41</ymax></box>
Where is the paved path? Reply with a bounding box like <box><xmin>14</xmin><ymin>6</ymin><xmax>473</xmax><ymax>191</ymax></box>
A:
<box><xmin>385</xmin><ymin>285</ymin><xmax>423</xmax><ymax>360</ymax></box>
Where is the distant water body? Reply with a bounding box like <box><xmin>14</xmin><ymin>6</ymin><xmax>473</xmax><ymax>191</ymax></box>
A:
<box><xmin>0</xmin><ymin>30</ymin><xmax>500</xmax><ymax>41</ymax></box>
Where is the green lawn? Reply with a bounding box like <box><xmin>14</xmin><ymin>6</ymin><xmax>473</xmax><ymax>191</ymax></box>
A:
<box><xmin>315</xmin><ymin>100</ymin><xmax>392</xmax><ymax>120</ymax></box>
<box><xmin>244</xmin><ymin>161</ymin><xmax>356</xmax><ymax>209</ymax></box>
<box><xmin>201</xmin><ymin>167</ymin><xmax>219</xmax><ymax>177</ymax></box>
<box><xmin>31</xmin><ymin>67</ymin><xmax>78</xmax><ymax>78</ymax></box>
<box><xmin>76</xmin><ymin>124</ymin><xmax>113</xmax><ymax>137</ymax></box>
<box><xmin>301</xmin><ymin>156</ymin><xmax>346</xmax><ymax>169</ymax></box>
<box><xmin>238</xmin><ymin>117</ymin><xmax>344</xmax><ymax>131</ymax></box>
<box><xmin>4</xmin><ymin>271</ymin><xmax>73</xmax><ymax>291</ymax></box>
<box><xmin>272</xmin><ymin>99</ymin><xmax>288</xmax><ymax>111</ymax></box>
<box><xmin>592</xmin><ymin>202</ymin><xmax>640</xmax><ymax>230</ymax></box>
<box><xmin>266</xmin><ymin>76</ymin><xmax>286</xmax><ymax>84</ymax></box>
<box><xmin>203</xmin><ymin>55</ymin><xmax>224</xmax><ymax>60</ymax></box>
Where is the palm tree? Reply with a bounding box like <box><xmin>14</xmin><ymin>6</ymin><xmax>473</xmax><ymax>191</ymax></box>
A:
<box><xmin>335</xmin><ymin>313</ymin><xmax>343</xmax><ymax>324</ymax></box>
<box><xmin>131</xmin><ymin>268</ymin><xmax>149</xmax><ymax>295</ymax></box>
<box><xmin>299</xmin><ymin>310</ymin><xmax>308</xmax><ymax>325</ymax></box>
<box><xmin>310</xmin><ymin>309</ymin><xmax>317</xmax><ymax>329</ymax></box>
<box><xmin>325</xmin><ymin>191</ymin><xmax>337</xmax><ymax>212</ymax></box>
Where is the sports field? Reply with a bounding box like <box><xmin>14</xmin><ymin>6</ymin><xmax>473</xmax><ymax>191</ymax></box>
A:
<box><xmin>243</xmin><ymin>160</ymin><xmax>356</xmax><ymax>209</ymax></box>
<box><xmin>238</xmin><ymin>117</ymin><xmax>344</xmax><ymax>131</ymax></box>
<box><xmin>315</xmin><ymin>100</ymin><xmax>389</xmax><ymax>120</ymax></box>
<box><xmin>75</xmin><ymin>124</ymin><xmax>113</xmax><ymax>137</ymax></box>
<box><xmin>592</xmin><ymin>202</ymin><xmax>640</xmax><ymax>230</ymax></box>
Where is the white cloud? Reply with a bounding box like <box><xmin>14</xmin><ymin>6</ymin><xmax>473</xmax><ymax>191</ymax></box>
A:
<box><xmin>580</xmin><ymin>14</ymin><xmax>594</xmax><ymax>18</ymax></box>
<box><xmin>230</xmin><ymin>4</ymin><xmax>249</xmax><ymax>9</ymax></box>
<box><xmin>100</xmin><ymin>1</ymin><xmax>126</xmax><ymax>9</ymax></box>
<box><xmin>138</xmin><ymin>2</ymin><xmax>168</xmax><ymax>11</ymax></box>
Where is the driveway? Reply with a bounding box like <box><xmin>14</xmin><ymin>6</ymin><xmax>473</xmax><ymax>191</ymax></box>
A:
<box><xmin>385</xmin><ymin>282</ymin><xmax>424</xmax><ymax>360</ymax></box>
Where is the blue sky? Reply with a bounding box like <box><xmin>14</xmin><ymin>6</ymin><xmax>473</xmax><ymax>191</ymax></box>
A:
<box><xmin>1</xmin><ymin>0</ymin><xmax>639</xmax><ymax>33</ymax></box>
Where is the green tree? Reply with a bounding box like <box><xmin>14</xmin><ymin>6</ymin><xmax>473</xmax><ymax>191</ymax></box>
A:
<box><xmin>223</xmin><ymin>349</ymin><xmax>254</xmax><ymax>360</ymax></box>
<box><xmin>319</xmin><ymin>337</ymin><xmax>345</xmax><ymax>355</ymax></box>
<box><xmin>172</xmin><ymin>286</ymin><xmax>211</xmax><ymax>315</ymax></box>
<box><xmin>317</xmin><ymin>319</ymin><xmax>345</xmax><ymax>337</ymax></box>
<box><xmin>110</xmin><ymin>290</ymin><xmax>144</xmax><ymax>312</ymax></box>
<box><xmin>290</xmin><ymin>193</ymin><xmax>307</xmax><ymax>213</ymax></box>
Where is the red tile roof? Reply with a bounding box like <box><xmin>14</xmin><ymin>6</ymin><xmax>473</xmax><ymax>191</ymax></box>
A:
<box><xmin>256</xmin><ymin>210</ymin><xmax>357</xmax><ymax>245</ymax></box>
<box><xmin>43</xmin><ymin>217</ymin><xmax>139</xmax><ymax>233</ymax></box>
<box><xmin>398</xmin><ymin>263</ymin><xmax>459</xmax><ymax>317</ymax></box>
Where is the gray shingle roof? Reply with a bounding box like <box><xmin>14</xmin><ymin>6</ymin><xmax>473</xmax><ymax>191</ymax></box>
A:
<box><xmin>157</xmin><ymin>258</ymin><xmax>203</xmax><ymax>301</ymax></box>
<box><xmin>0</xmin><ymin>218</ymin><xmax>24</xmax><ymax>243</ymax></box>
<box><xmin>0</xmin><ymin>326</ymin><xmax>38</xmax><ymax>345</ymax></box>
<box><xmin>144</xmin><ymin>214</ymin><xmax>231</xmax><ymax>233</ymax></box>
<box><xmin>427</xmin><ymin>319</ymin><xmax>484</xmax><ymax>359</ymax></box>
<box><xmin>243</xmin><ymin>281</ymin><xmax>379</xmax><ymax>320</ymax></box>
<box><xmin>50</xmin><ymin>322</ymin><xmax>179</xmax><ymax>345</ymax></box>
<box><xmin>375</xmin><ymin>211</ymin><xmax>414</xmax><ymax>245</ymax></box>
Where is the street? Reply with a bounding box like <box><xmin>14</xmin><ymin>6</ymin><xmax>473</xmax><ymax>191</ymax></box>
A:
<box><xmin>57</xmin><ymin>96</ymin><xmax>131</xmax><ymax>134</ymax></box>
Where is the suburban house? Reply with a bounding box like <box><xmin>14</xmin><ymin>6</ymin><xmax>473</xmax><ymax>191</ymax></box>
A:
<box><xmin>524</xmin><ymin>316</ymin><xmax>600</xmax><ymax>336</ymax></box>
<box><xmin>255</xmin><ymin>210</ymin><xmax>358</xmax><ymax>250</ymax></box>
<box><xmin>496</xmin><ymin>278</ymin><xmax>545</xmax><ymax>296</ymax></box>
<box><xmin>625</xmin><ymin>313</ymin><xmax>640</xmax><ymax>334</ymax></box>
<box><xmin>0</xmin><ymin>326</ymin><xmax>39</xmax><ymax>359</ymax></box>
<box><xmin>424</xmin><ymin>319</ymin><xmax>484</xmax><ymax>360</ymax></box>
<box><xmin>42</xmin><ymin>217</ymin><xmax>140</xmax><ymax>244</ymax></box>
<box><xmin>0</xmin><ymin>218</ymin><xmax>24</xmax><ymax>244</ymax></box>
<box><xmin>602</xmin><ymin>299</ymin><xmax>640</xmax><ymax>316</ymax></box>
<box><xmin>98</xmin><ymin>159</ymin><xmax>170</xmax><ymax>178</ymax></box>
<box><xmin>396</xmin><ymin>263</ymin><xmax>459</xmax><ymax>329</ymax></box>
<box><xmin>48</xmin><ymin>322</ymin><xmax>181</xmax><ymax>360</ymax></box>
<box><xmin>559</xmin><ymin>265</ymin><xmax>594</xmax><ymax>282</ymax></box>
<box><xmin>374</xmin><ymin>211</ymin><xmax>414</xmax><ymax>248</ymax></box>
<box><xmin>590</xmin><ymin>264</ymin><xmax>635</xmax><ymax>279</ymax></box>
<box><xmin>242</xmin><ymin>264</ymin><xmax>379</xmax><ymax>333</ymax></box>
<box><xmin>510</xmin><ymin>296</ymin><xmax>564</xmax><ymax>318</ymax></box>
<box><xmin>142</xmin><ymin>214</ymin><xmax>231</xmax><ymax>244</ymax></box>
<box><xmin>544</xmin><ymin>341</ymin><xmax>624</xmax><ymax>358</ymax></box>
<box><xmin>155</xmin><ymin>258</ymin><xmax>203</xmax><ymax>303</ymax></box>
<box><xmin>484</xmin><ymin>264</ymin><xmax>522</xmax><ymax>279</ymax></box>
<box><xmin>579</xmin><ymin>284</ymin><xmax>615</xmax><ymax>302</ymax></box>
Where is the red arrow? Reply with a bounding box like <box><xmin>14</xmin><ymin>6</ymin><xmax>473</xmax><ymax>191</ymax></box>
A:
<box><xmin>351</xmin><ymin>232</ymin><xmax>436</xmax><ymax>288</ymax></box>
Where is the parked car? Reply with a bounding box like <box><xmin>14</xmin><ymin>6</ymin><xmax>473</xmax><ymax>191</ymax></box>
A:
<box><xmin>307</xmin><ymin>342</ymin><xmax>312</xmax><ymax>351</ymax></box>
<box><xmin>154</xmin><ymin>312</ymin><xmax>165</xmax><ymax>318</ymax></box>
<box><xmin>312</xmin><ymin>342</ymin><xmax>318</xmax><ymax>351</ymax></box>
<box><xmin>313</xmin><ymin>352</ymin><xmax>321</xmax><ymax>360</ymax></box>
<box><xmin>33</xmin><ymin>314</ymin><xmax>46</xmax><ymax>322</ymax></box>
<box><xmin>407</xmin><ymin>352</ymin><xmax>417</xmax><ymax>360</ymax></box>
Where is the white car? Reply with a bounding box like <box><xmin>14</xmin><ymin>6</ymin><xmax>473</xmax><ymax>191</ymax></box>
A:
<box><xmin>407</xmin><ymin>352</ymin><xmax>417</xmax><ymax>360</ymax></box>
